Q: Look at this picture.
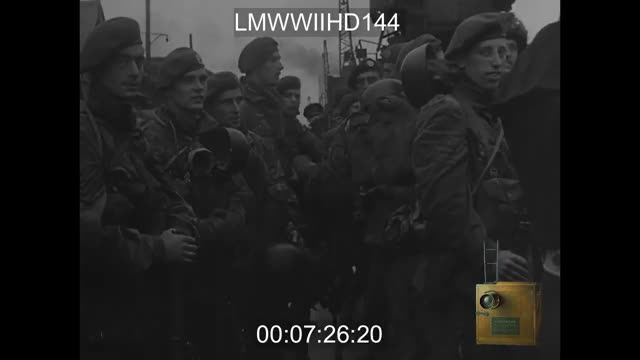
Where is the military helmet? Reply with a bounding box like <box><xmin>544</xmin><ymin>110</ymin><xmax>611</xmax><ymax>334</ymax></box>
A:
<box><xmin>199</xmin><ymin>127</ymin><xmax>249</xmax><ymax>174</ymax></box>
<box><xmin>400</xmin><ymin>40</ymin><xmax>450</xmax><ymax>108</ymax></box>
<box><xmin>394</xmin><ymin>34</ymin><xmax>440</xmax><ymax>77</ymax></box>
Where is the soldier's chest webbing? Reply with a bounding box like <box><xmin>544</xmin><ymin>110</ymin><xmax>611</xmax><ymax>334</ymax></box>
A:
<box><xmin>145</xmin><ymin>112</ymin><xmax>205</xmax><ymax>195</ymax></box>
<box><xmin>465</xmin><ymin>105</ymin><xmax>518</xmax><ymax>182</ymax></box>
<box><xmin>244</xmin><ymin>100</ymin><xmax>293</xmax><ymax>180</ymax></box>
<box><xmin>96</xmin><ymin>119</ymin><xmax>175</xmax><ymax>234</ymax></box>
<box><xmin>100</xmin><ymin>122</ymin><xmax>160</xmax><ymax>193</ymax></box>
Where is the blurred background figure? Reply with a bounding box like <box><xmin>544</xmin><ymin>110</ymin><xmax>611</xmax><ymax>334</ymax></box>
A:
<box><xmin>303</xmin><ymin>102</ymin><xmax>328</xmax><ymax>138</ymax></box>
<box><xmin>347</xmin><ymin>59</ymin><xmax>382</xmax><ymax>94</ymax></box>
<box><xmin>495</xmin><ymin>20</ymin><xmax>560</xmax><ymax>360</ymax></box>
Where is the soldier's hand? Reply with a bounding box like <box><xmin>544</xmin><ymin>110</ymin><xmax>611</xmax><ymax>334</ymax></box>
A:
<box><xmin>498</xmin><ymin>250</ymin><xmax>529</xmax><ymax>281</ymax></box>
<box><xmin>160</xmin><ymin>228</ymin><xmax>198</xmax><ymax>264</ymax></box>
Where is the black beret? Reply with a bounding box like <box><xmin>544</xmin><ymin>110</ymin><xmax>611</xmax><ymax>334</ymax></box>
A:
<box><xmin>445</xmin><ymin>12</ymin><xmax>509</xmax><ymax>61</ymax></box>
<box><xmin>502</xmin><ymin>12</ymin><xmax>528</xmax><ymax>52</ymax></box>
<box><xmin>156</xmin><ymin>47</ymin><xmax>206</xmax><ymax>89</ymax></box>
<box><xmin>80</xmin><ymin>17</ymin><xmax>142</xmax><ymax>74</ymax></box>
<box><xmin>206</xmin><ymin>71</ymin><xmax>241</xmax><ymax>102</ymax></box>
<box><xmin>303</xmin><ymin>103</ymin><xmax>324</xmax><ymax>118</ymax></box>
<box><xmin>276</xmin><ymin>76</ymin><xmax>301</xmax><ymax>94</ymax></box>
<box><xmin>347</xmin><ymin>58</ymin><xmax>381</xmax><ymax>90</ymax></box>
<box><xmin>238</xmin><ymin>37</ymin><xmax>279</xmax><ymax>74</ymax></box>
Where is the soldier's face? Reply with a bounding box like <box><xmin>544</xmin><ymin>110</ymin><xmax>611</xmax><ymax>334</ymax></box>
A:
<box><xmin>168</xmin><ymin>68</ymin><xmax>209</xmax><ymax>112</ymax></box>
<box><xmin>101</xmin><ymin>44</ymin><xmax>144</xmax><ymax>99</ymax></box>
<box><xmin>281</xmin><ymin>89</ymin><xmax>301</xmax><ymax>117</ymax></box>
<box><xmin>206</xmin><ymin>88</ymin><xmax>244</xmax><ymax>129</ymax></box>
<box><xmin>356</xmin><ymin>71</ymin><xmax>381</xmax><ymax>92</ymax></box>
<box><xmin>256</xmin><ymin>51</ymin><xmax>283</xmax><ymax>86</ymax></box>
<box><xmin>504</xmin><ymin>39</ymin><xmax>519</xmax><ymax>73</ymax></box>
<box><xmin>368</xmin><ymin>97</ymin><xmax>417</xmax><ymax>185</ymax></box>
<box><xmin>462</xmin><ymin>38</ymin><xmax>510</xmax><ymax>90</ymax></box>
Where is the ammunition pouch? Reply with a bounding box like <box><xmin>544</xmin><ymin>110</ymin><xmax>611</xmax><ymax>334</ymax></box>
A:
<box><xmin>475</xmin><ymin>177</ymin><xmax>526</xmax><ymax>243</ymax></box>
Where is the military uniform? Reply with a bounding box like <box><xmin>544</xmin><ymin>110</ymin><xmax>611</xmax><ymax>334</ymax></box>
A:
<box><xmin>139</xmin><ymin>103</ymin><xmax>252</xmax><ymax>359</ymax></box>
<box><xmin>238</xmin><ymin>77</ymin><xmax>304</xmax><ymax>249</ymax></box>
<box><xmin>79</xmin><ymin>17</ymin><xmax>199</xmax><ymax>360</ymax></box>
<box><xmin>80</xmin><ymin>97</ymin><xmax>198</xmax><ymax>360</ymax></box>
<box><xmin>139</xmin><ymin>47</ymin><xmax>252</xmax><ymax>359</ymax></box>
<box><xmin>236</xmin><ymin>38</ymin><xmax>324</xmax><ymax>360</ymax></box>
<box><xmin>411</xmin><ymin>13</ymin><xmax>533</xmax><ymax>360</ymax></box>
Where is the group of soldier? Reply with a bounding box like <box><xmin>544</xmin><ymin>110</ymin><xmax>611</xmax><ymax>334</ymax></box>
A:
<box><xmin>80</xmin><ymin>9</ymin><xmax>560</xmax><ymax>360</ymax></box>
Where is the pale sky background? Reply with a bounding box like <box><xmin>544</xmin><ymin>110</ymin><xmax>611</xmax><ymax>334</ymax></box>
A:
<box><xmin>99</xmin><ymin>0</ymin><xmax>560</xmax><ymax>106</ymax></box>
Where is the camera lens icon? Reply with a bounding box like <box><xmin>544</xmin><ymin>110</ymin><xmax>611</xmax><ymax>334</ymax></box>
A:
<box><xmin>480</xmin><ymin>291</ymin><xmax>501</xmax><ymax>310</ymax></box>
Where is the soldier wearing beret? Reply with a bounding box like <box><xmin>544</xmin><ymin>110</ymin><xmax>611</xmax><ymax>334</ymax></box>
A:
<box><xmin>237</xmin><ymin>37</ymin><xmax>303</xmax><ymax>248</ymax></box>
<box><xmin>347</xmin><ymin>58</ymin><xmax>382</xmax><ymax>93</ymax></box>
<box><xmin>411</xmin><ymin>12</ymin><xmax>534</xmax><ymax>359</ymax></box>
<box><xmin>303</xmin><ymin>103</ymin><xmax>328</xmax><ymax>138</ymax></box>
<box><xmin>235</xmin><ymin>38</ymin><xmax>314</xmax><ymax>360</ymax></box>
<box><xmin>137</xmin><ymin>47</ymin><xmax>218</xmax><ymax>198</ymax></box>
<box><xmin>138</xmin><ymin>48</ymin><xmax>250</xmax><ymax>359</ymax></box>
<box><xmin>238</xmin><ymin>36</ymin><xmax>284</xmax><ymax>140</ymax></box>
<box><xmin>203</xmin><ymin>71</ymin><xmax>268</xmax><ymax>218</ymax></box>
<box><xmin>204</xmin><ymin>71</ymin><xmax>244</xmax><ymax>129</ymax></box>
<box><xmin>79</xmin><ymin>17</ymin><xmax>199</xmax><ymax>360</ymax></box>
<box><xmin>277</xmin><ymin>75</ymin><xmax>324</xmax><ymax>165</ymax></box>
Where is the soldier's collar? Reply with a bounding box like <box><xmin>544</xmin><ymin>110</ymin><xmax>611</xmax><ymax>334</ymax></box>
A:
<box><xmin>159</xmin><ymin>104</ymin><xmax>207</xmax><ymax>139</ymax></box>
<box><xmin>196</xmin><ymin>112</ymin><xmax>220</xmax><ymax>135</ymax></box>
<box><xmin>241</xmin><ymin>77</ymin><xmax>281</xmax><ymax>107</ymax></box>
<box><xmin>453</xmin><ymin>78</ymin><xmax>495</xmax><ymax>108</ymax></box>
<box><xmin>87</xmin><ymin>88</ymin><xmax>136</xmax><ymax>132</ymax></box>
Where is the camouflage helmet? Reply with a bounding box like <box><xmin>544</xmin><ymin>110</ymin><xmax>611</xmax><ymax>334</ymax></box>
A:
<box><xmin>399</xmin><ymin>39</ymin><xmax>450</xmax><ymax>108</ymax></box>
<box><xmin>394</xmin><ymin>34</ymin><xmax>440</xmax><ymax>76</ymax></box>
<box><xmin>199</xmin><ymin>127</ymin><xmax>249</xmax><ymax>174</ymax></box>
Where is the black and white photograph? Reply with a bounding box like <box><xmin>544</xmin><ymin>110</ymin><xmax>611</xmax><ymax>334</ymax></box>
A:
<box><xmin>79</xmin><ymin>0</ymin><xmax>560</xmax><ymax>359</ymax></box>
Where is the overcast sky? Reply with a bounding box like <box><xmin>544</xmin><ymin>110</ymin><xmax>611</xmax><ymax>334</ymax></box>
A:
<box><xmin>99</xmin><ymin>0</ymin><xmax>560</xmax><ymax>106</ymax></box>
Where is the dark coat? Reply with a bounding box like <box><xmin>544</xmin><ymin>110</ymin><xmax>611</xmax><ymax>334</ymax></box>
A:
<box><xmin>79</xmin><ymin>95</ymin><xmax>198</xmax><ymax>356</ymax></box>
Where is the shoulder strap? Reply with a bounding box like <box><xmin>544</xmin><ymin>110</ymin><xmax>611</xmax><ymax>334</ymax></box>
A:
<box><xmin>471</xmin><ymin>118</ymin><xmax>504</xmax><ymax>195</ymax></box>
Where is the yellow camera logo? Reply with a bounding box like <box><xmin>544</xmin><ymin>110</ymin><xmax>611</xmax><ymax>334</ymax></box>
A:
<box><xmin>475</xmin><ymin>282</ymin><xmax>542</xmax><ymax>346</ymax></box>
